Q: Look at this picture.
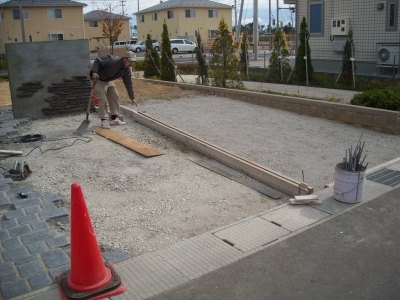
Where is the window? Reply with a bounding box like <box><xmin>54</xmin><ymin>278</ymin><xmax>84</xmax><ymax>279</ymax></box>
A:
<box><xmin>14</xmin><ymin>37</ymin><xmax>18</xmax><ymax>43</ymax></box>
<box><xmin>152</xmin><ymin>13</ymin><xmax>157</xmax><ymax>21</ymax></box>
<box><xmin>12</xmin><ymin>9</ymin><xmax>28</xmax><ymax>20</ymax></box>
<box><xmin>29</xmin><ymin>35</ymin><xmax>32</xmax><ymax>42</ymax></box>
<box><xmin>89</xmin><ymin>21</ymin><xmax>98</xmax><ymax>28</ymax></box>
<box><xmin>308</xmin><ymin>1</ymin><xmax>324</xmax><ymax>35</ymax></box>
<box><xmin>167</xmin><ymin>10</ymin><xmax>174</xmax><ymax>19</ymax></box>
<box><xmin>185</xmin><ymin>9</ymin><xmax>195</xmax><ymax>18</ymax></box>
<box><xmin>387</xmin><ymin>1</ymin><xmax>398</xmax><ymax>30</ymax></box>
<box><xmin>208</xmin><ymin>10</ymin><xmax>218</xmax><ymax>18</ymax></box>
<box><xmin>50</xmin><ymin>33</ymin><xmax>63</xmax><ymax>41</ymax></box>
<box><xmin>48</xmin><ymin>8</ymin><xmax>62</xmax><ymax>19</ymax></box>
<box><xmin>209</xmin><ymin>30</ymin><xmax>217</xmax><ymax>38</ymax></box>
<box><xmin>195</xmin><ymin>30</ymin><xmax>198</xmax><ymax>37</ymax></box>
<box><xmin>140</xmin><ymin>15</ymin><xmax>144</xmax><ymax>22</ymax></box>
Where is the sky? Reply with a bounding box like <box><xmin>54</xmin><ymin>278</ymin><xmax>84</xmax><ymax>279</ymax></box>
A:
<box><xmin>79</xmin><ymin>0</ymin><xmax>295</xmax><ymax>28</ymax></box>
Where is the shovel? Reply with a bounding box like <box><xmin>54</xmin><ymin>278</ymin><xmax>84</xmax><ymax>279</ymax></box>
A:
<box><xmin>76</xmin><ymin>79</ymin><xmax>97</xmax><ymax>136</ymax></box>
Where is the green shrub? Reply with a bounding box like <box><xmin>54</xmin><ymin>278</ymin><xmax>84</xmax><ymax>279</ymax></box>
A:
<box><xmin>0</xmin><ymin>60</ymin><xmax>7</xmax><ymax>70</ymax></box>
<box><xmin>0</xmin><ymin>74</ymin><xmax>8</xmax><ymax>80</ymax></box>
<box><xmin>177</xmin><ymin>63</ymin><xmax>196</xmax><ymax>74</ymax></box>
<box><xmin>133</xmin><ymin>60</ymin><xmax>145</xmax><ymax>71</ymax></box>
<box><xmin>350</xmin><ymin>89</ymin><xmax>400</xmax><ymax>111</ymax></box>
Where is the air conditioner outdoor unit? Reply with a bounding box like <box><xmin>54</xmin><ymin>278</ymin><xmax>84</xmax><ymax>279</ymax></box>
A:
<box><xmin>376</xmin><ymin>43</ymin><xmax>399</xmax><ymax>66</ymax></box>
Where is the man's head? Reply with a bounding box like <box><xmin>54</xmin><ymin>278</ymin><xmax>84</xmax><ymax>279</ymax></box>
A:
<box><xmin>123</xmin><ymin>51</ymin><xmax>136</xmax><ymax>67</ymax></box>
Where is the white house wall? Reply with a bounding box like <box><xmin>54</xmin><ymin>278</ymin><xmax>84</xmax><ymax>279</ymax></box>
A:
<box><xmin>297</xmin><ymin>0</ymin><xmax>400</xmax><ymax>75</ymax></box>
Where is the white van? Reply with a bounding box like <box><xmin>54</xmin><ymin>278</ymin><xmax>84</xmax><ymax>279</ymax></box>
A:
<box><xmin>105</xmin><ymin>41</ymin><xmax>128</xmax><ymax>49</ymax></box>
<box><xmin>170</xmin><ymin>39</ymin><xmax>197</xmax><ymax>54</ymax></box>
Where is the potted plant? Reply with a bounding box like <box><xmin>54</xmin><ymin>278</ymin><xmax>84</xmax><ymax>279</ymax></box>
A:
<box><xmin>333</xmin><ymin>134</ymin><xmax>368</xmax><ymax>203</ymax></box>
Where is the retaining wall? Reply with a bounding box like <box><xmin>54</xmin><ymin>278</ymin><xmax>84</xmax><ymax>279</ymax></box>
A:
<box><xmin>141</xmin><ymin>79</ymin><xmax>400</xmax><ymax>135</ymax></box>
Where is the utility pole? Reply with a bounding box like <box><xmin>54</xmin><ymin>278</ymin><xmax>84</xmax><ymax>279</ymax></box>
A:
<box><xmin>269</xmin><ymin>0</ymin><xmax>272</xmax><ymax>51</ymax></box>
<box><xmin>276</xmin><ymin>0</ymin><xmax>279</xmax><ymax>29</ymax></box>
<box><xmin>234</xmin><ymin>0</ymin><xmax>237</xmax><ymax>34</ymax></box>
<box><xmin>19</xmin><ymin>0</ymin><xmax>26</xmax><ymax>42</ymax></box>
<box><xmin>253</xmin><ymin>0</ymin><xmax>258</xmax><ymax>61</ymax></box>
<box><xmin>235</xmin><ymin>0</ymin><xmax>244</xmax><ymax>43</ymax></box>
<box><xmin>120</xmin><ymin>0</ymin><xmax>126</xmax><ymax>15</ymax></box>
<box><xmin>137</xmin><ymin>0</ymin><xmax>139</xmax><ymax>12</ymax></box>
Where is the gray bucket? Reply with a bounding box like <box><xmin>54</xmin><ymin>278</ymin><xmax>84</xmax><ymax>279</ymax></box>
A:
<box><xmin>333</xmin><ymin>163</ymin><xmax>366</xmax><ymax>203</ymax></box>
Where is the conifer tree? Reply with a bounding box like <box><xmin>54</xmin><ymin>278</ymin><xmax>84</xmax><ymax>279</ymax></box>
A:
<box><xmin>143</xmin><ymin>34</ymin><xmax>160</xmax><ymax>78</ymax></box>
<box><xmin>268</xmin><ymin>28</ymin><xmax>291</xmax><ymax>82</ymax></box>
<box><xmin>239</xmin><ymin>32</ymin><xmax>249</xmax><ymax>79</ymax></box>
<box><xmin>210</xmin><ymin>17</ymin><xmax>241</xmax><ymax>88</ymax></box>
<box><xmin>295</xmin><ymin>17</ymin><xmax>314</xmax><ymax>83</ymax></box>
<box><xmin>195</xmin><ymin>30</ymin><xmax>208</xmax><ymax>85</ymax></box>
<box><xmin>341</xmin><ymin>29</ymin><xmax>356</xmax><ymax>84</ymax></box>
<box><xmin>160</xmin><ymin>21</ymin><xmax>175</xmax><ymax>82</ymax></box>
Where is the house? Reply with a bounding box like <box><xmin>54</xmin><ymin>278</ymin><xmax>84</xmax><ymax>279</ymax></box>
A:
<box><xmin>0</xmin><ymin>0</ymin><xmax>87</xmax><ymax>55</ymax></box>
<box><xmin>284</xmin><ymin>0</ymin><xmax>400</xmax><ymax>76</ymax></box>
<box><xmin>134</xmin><ymin>0</ymin><xmax>233</xmax><ymax>45</ymax></box>
<box><xmin>84</xmin><ymin>10</ymin><xmax>131</xmax><ymax>51</ymax></box>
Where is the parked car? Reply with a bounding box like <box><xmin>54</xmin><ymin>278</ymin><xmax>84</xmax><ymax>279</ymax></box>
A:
<box><xmin>170</xmin><ymin>39</ymin><xmax>197</xmax><ymax>54</ymax></box>
<box><xmin>104</xmin><ymin>40</ymin><xmax>137</xmax><ymax>49</ymax></box>
<box><xmin>128</xmin><ymin>39</ymin><xmax>160</xmax><ymax>52</ymax></box>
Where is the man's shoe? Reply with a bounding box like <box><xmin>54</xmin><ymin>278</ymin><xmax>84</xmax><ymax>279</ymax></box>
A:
<box><xmin>101</xmin><ymin>119</ymin><xmax>110</xmax><ymax>129</ymax></box>
<box><xmin>110</xmin><ymin>118</ymin><xmax>126</xmax><ymax>125</ymax></box>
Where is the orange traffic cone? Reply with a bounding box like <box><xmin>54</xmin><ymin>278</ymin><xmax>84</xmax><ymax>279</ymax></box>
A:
<box><xmin>93</xmin><ymin>91</ymin><xmax>99</xmax><ymax>106</ymax></box>
<box><xmin>57</xmin><ymin>183</ymin><xmax>125</xmax><ymax>300</ymax></box>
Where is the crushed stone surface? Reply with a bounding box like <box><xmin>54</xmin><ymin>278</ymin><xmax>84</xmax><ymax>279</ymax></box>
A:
<box><xmin>2</xmin><ymin>92</ymin><xmax>399</xmax><ymax>257</ymax></box>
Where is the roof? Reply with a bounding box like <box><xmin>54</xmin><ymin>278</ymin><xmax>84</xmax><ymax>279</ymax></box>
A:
<box><xmin>0</xmin><ymin>0</ymin><xmax>87</xmax><ymax>8</ymax></box>
<box><xmin>136</xmin><ymin>0</ymin><xmax>233</xmax><ymax>14</ymax></box>
<box><xmin>84</xmin><ymin>10</ymin><xmax>131</xmax><ymax>20</ymax></box>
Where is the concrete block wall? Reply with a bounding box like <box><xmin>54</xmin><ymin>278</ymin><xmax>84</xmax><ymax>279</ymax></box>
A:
<box><xmin>143</xmin><ymin>80</ymin><xmax>400</xmax><ymax>135</ymax></box>
<box><xmin>6</xmin><ymin>40</ymin><xmax>90</xmax><ymax>119</ymax></box>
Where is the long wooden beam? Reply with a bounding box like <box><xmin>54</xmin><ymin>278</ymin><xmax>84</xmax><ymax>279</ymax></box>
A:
<box><xmin>120</xmin><ymin>106</ymin><xmax>313</xmax><ymax>197</ymax></box>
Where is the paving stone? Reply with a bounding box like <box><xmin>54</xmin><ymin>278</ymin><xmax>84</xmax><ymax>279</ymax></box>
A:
<box><xmin>31</xmin><ymin>221</ymin><xmax>48</xmax><ymax>231</ymax></box>
<box><xmin>13</xmin><ymin>198</ymin><xmax>41</xmax><ymax>209</ymax></box>
<box><xmin>40</xmin><ymin>202</ymin><xmax>56</xmax><ymax>211</ymax></box>
<box><xmin>41</xmin><ymin>194</ymin><xmax>61</xmax><ymax>203</ymax></box>
<box><xmin>0</xmin><ymin>262</ymin><xmax>15</xmax><ymax>277</ymax></box>
<box><xmin>1</xmin><ymin>278</ymin><xmax>29</xmax><ymax>299</ymax></box>
<box><xmin>25</xmin><ymin>205</ymin><xmax>41</xmax><ymax>214</ymax></box>
<box><xmin>0</xmin><ymin>178</ymin><xmax>12</xmax><ymax>184</ymax></box>
<box><xmin>2</xmin><ymin>246</ymin><xmax>29</xmax><ymax>262</ymax></box>
<box><xmin>29</xmin><ymin>272</ymin><xmax>52</xmax><ymax>290</ymax></box>
<box><xmin>6</xmin><ymin>186</ymin><xmax>32</xmax><ymax>197</ymax></box>
<box><xmin>103</xmin><ymin>248</ymin><xmax>130</xmax><ymax>263</ymax></box>
<box><xmin>14</xmin><ymin>255</ymin><xmax>38</xmax><ymax>265</ymax></box>
<box><xmin>21</xmin><ymin>229</ymin><xmax>53</xmax><ymax>244</ymax></box>
<box><xmin>18</xmin><ymin>214</ymin><xmax>39</xmax><ymax>225</ymax></box>
<box><xmin>0</xmin><ymin>184</ymin><xmax>10</xmax><ymax>191</ymax></box>
<box><xmin>4</xmin><ymin>208</ymin><xmax>25</xmax><ymax>220</ymax></box>
<box><xmin>0</xmin><ymin>230</ymin><xmax>9</xmax><ymax>241</ymax></box>
<box><xmin>27</xmin><ymin>241</ymin><xmax>48</xmax><ymax>255</ymax></box>
<box><xmin>9</xmin><ymin>192</ymin><xmax>43</xmax><ymax>203</ymax></box>
<box><xmin>48</xmin><ymin>264</ymin><xmax>70</xmax><ymax>282</ymax></box>
<box><xmin>0</xmin><ymin>197</ymin><xmax>10</xmax><ymax>206</ymax></box>
<box><xmin>0</xmin><ymin>191</ymin><xmax>6</xmax><ymax>198</ymax></box>
<box><xmin>18</xmin><ymin>260</ymin><xmax>45</xmax><ymax>277</ymax></box>
<box><xmin>1</xmin><ymin>218</ymin><xmax>17</xmax><ymax>230</ymax></box>
<box><xmin>0</xmin><ymin>273</ymin><xmax>18</xmax><ymax>285</ymax></box>
<box><xmin>46</xmin><ymin>236</ymin><xmax>70</xmax><ymax>249</ymax></box>
<box><xmin>9</xmin><ymin>225</ymin><xmax>31</xmax><ymax>237</ymax></box>
<box><xmin>2</xmin><ymin>237</ymin><xmax>21</xmax><ymax>250</ymax></box>
<box><xmin>41</xmin><ymin>249</ymin><xmax>70</xmax><ymax>268</ymax></box>
<box><xmin>39</xmin><ymin>207</ymin><xmax>68</xmax><ymax>220</ymax></box>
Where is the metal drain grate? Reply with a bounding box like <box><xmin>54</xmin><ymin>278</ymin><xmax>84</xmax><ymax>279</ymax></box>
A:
<box><xmin>367</xmin><ymin>168</ymin><xmax>400</xmax><ymax>187</ymax></box>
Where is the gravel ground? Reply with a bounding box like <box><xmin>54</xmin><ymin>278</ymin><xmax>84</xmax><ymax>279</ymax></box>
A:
<box><xmin>1</xmin><ymin>95</ymin><xmax>399</xmax><ymax>257</ymax></box>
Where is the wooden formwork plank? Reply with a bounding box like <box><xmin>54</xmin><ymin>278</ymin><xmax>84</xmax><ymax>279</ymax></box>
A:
<box><xmin>120</xmin><ymin>107</ymin><xmax>313</xmax><ymax>196</ymax></box>
<box><xmin>93</xmin><ymin>129</ymin><xmax>164</xmax><ymax>157</ymax></box>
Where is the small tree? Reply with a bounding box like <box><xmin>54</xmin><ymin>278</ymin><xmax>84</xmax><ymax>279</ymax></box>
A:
<box><xmin>210</xmin><ymin>17</ymin><xmax>241</xmax><ymax>88</ymax></box>
<box><xmin>239</xmin><ymin>32</ymin><xmax>249</xmax><ymax>79</ymax></box>
<box><xmin>99</xmin><ymin>6</ymin><xmax>124</xmax><ymax>55</ymax></box>
<box><xmin>295</xmin><ymin>16</ymin><xmax>314</xmax><ymax>84</ymax></box>
<box><xmin>143</xmin><ymin>34</ymin><xmax>161</xmax><ymax>78</ymax></box>
<box><xmin>341</xmin><ymin>29</ymin><xmax>356</xmax><ymax>85</ymax></box>
<box><xmin>268</xmin><ymin>28</ymin><xmax>291</xmax><ymax>82</ymax></box>
<box><xmin>160</xmin><ymin>21</ymin><xmax>175</xmax><ymax>82</ymax></box>
<box><xmin>195</xmin><ymin>30</ymin><xmax>208</xmax><ymax>85</ymax></box>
